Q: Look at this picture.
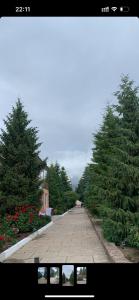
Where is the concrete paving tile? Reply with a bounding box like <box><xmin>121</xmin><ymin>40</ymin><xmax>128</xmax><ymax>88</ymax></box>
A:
<box><xmin>93</xmin><ymin>254</ymin><xmax>109</xmax><ymax>263</ymax></box>
<box><xmin>40</xmin><ymin>256</ymin><xmax>67</xmax><ymax>263</ymax></box>
<box><xmin>67</xmin><ymin>255</ymin><xmax>94</xmax><ymax>263</ymax></box>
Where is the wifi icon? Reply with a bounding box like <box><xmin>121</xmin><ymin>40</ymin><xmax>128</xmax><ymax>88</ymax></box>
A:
<box><xmin>111</xmin><ymin>7</ymin><xmax>117</xmax><ymax>11</ymax></box>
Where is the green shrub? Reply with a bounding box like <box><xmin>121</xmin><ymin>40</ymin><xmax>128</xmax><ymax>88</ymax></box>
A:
<box><xmin>0</xmin><ymin>235</ymin><xmax>5</xmax><ymax>249</ymax></box>
<box><xmin>0</xmin><ymin>217</ymin><xmax>16</xmax><ymax>238</ymax></box>
<box><xmin>97</xmin><ymin>205</ymin><xmax>114</xmax><ymax>218</ymax></box>
<box><xmin>63</xmin><ymin>191</ymin><xmax>78</xmax><ymax>210</ymax></box>
<box><xmin>100</xmin><ymin>207</ymin><xmax>139</xmax><ymax>248</ymax></box>
<box><xmin>102</xmin><ymin>218</ymin><xmax>126</xmax><ymax>245</ymax></box>
<box><xmin>54</xmin><ymin>207</ymin><xmax>65</xmax><ymax>215</ymax></box>
<box><xmin>134</xmin><ymin>213</ymin><xmax>139</xmax><ymax>227</ymax></box>
<box><xmin>16</xmin><ymin>212</ymin><xmax>50</xmax><ymax>233</ymax></box>
<box><xmin>90</xmin><ymin>203</ymin><xmax>100</xmax><ymax>216</ymax></box>
<box><xmin>0</xmin><ymin>204</ymin><xmax>51</xmax><ymax>251</ymax></box>
<box><xmin>125</xmin><ymin>226</ymin><xmax>139</xmax><ymax>248</ymax></box>
<box><xmin>4</xmin><ymin>204</ymin><xmax>51</xmax><ymax>233</ymax></box>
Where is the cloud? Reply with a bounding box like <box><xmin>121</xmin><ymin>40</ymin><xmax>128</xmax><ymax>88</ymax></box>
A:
<box><xmin>0</xmin><ymin>17</ymin><xmax>139</xmax><ymax>184</ymax></box>
<box><xmin>38</xmin><ymin>267</ymin><xmax>46</xmax><ymax>275</ymax></box>
<box><xmin>48</xmin><ymin>150</ymin><xmax>91</xmax><ymax>180</ymax></box>
<box><xmin>62</xmin><ymin>265</ymin><xmax>74</xmax><ymax>278</ymax></box>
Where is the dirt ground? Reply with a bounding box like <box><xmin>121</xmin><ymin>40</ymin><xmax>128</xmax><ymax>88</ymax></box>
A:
<box><xmin>118</xmin><ymin>246</ymin><xmax>139</xmax><ymax>263</ymax></box>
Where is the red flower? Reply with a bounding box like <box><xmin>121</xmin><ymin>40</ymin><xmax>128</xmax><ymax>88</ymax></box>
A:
<box><xmin>21</xmin><ymin>208</ymin><xmax>26</xmax><ymax>213</ymax></box>
<box><xmin>0</xmin><ymin>235</ymin><xmax>5</xmax><ymax>241</ymax></box>
<box><xmin>12</xmin><ymin>214</ymin><xmax>19</xmax><ymax>222</ymax></box>
<box><xmin>15</xmin><ymin>212</ymin><xmax>19</xmax><ymax>217</ymax></box>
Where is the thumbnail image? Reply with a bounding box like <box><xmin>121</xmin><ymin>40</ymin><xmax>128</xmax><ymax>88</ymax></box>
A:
<box><xmin>77</xmin><ymin>267</ymin><xmax>87</xmax><ymax>284</ymax></box>
<box><xmin>38</xmin><ymin>267</ymin><xmax>48</xmax><ymax>284</ymax></box>
<box><xmin>50</xmin><ymin>267</ymin><xmax>60</xmax><ymax>284</ymax></box>
<box><xmin>62</xmin><ymin>265</ymin><xmax>74</xmax><ymax>286</ymax></box>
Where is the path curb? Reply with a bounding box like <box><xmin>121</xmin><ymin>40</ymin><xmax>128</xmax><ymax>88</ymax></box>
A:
<box><xmin>86</xmin><ymin>209</ymin><xmax>131</xmax><ymax>263</ymax></box>
<box><xmin>61</xmin><ymin>210</ymin><xmax>69</xmax><ymax>216</ymax></box>
<box><xmin>55</xmin><ymin>207</ymin><xmax>74</xmax><ymax>218</ymax></box>
<box><xmin>0</xmin><ymin>221</ymin><xmax>53</xmax><ymax>262</ymax></box>
<box><xmin>0</xmin><ymin>208</ymin><xmax>72</xmax><ymax>262</ymax></box>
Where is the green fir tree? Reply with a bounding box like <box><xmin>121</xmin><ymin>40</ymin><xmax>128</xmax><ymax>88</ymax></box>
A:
<box><xmin>0</xmin><ymin>99</ymin><xmax>46</xmax><ymax>212</ymax></box>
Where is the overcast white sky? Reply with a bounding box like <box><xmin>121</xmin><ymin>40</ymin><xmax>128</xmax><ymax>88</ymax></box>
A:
<box><xmin>38</xmin><ymin>267</ymin><xmax>46</xmax><ymax>276</ymax></box>
<box><xmin>62</xmin><ymin>265</ymin><xmax>74</xmax><ymax>278</ymax></box>
<box><xmin>0</xmin><ymin>17</ymin><xmax>139</xmax><ymax>184</ymax></box>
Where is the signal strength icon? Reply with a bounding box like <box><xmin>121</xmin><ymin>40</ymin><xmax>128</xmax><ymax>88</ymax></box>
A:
<box><xmin>111</xmin><ymin>7</ymin><xmax>117</xmax><ymax>12</ymax></box>
<box><xmin>101</xmin><ymin>6</ymin><xmax>109</xmax><ymax>12</ymax></box>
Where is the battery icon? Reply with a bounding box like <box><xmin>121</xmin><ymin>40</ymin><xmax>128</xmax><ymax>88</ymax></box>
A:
<box><xmin>120</xmin><ymin>6</ymin><xmax>130</xmax><ymax>12</ymax></box>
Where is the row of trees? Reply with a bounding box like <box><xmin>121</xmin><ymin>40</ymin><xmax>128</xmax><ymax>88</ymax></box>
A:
<box><xmin>62</xmin><ymin>270</ymin><xmax>74</xmax><ymax>285</ymax></box>
<box><xmin>38</xmin><ymin>268</ymin><xmax>47</xmax><ymax>279</ymax></box>
<box><xmin>0</xmin><ymin>99</ymin><xmax>76</xmax><ymax>215</ymax></box>
<box><xmin>77</xmin><ymin>75</ymin><xmax>139</xmax><ymax>248</ymax></box>
<box><xmin>77</xmin><ymin>267</ymin><xmax>86</xmax><ymax>281</ymax></box>
<box><xmin>50</xmin><ymin>267</ymin><xmax>59</xmax><ymax>278</ymax></box>
<box><xmin>45</xmin><ymin>163</ymin><xmax>78</xmax><ymax>214</ymax></box>
<box><xmin>78</xmin><ymin>267</ymin><xmax>86</xmax><ymax>277</ymax></box>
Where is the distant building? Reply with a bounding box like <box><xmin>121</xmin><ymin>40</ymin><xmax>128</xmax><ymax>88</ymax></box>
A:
<box><xmin>39</xmin><ymin>183</ymin><xmax>51</xmax><ymax>216</ymax></box>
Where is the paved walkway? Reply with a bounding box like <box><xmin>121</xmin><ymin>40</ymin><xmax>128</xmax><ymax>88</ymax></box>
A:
<box><xmin>38</xmin><ymin>277</ymin><xmax>47</xmax><ymax>284</ymax></box>
<box><xmin>4</xmin><ymin>207</ymin><xmax>110</xmax><ymax>263</ymax></box>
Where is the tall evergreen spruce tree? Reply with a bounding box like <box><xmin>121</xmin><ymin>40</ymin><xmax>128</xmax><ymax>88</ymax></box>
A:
<box><xmin>78</xmin><ymin>106</ymin><xmax>119</xmax><ymax>214</ymax></box>
<box><xmin>46</xmin><ymin>163</ymin><xmax>63</xmax><ymax>210</ymax></box>
<box><xmin>97</xmin><ymin>76</ymin><xmax>139</xmax><ymax>213</ymax></box>
<box><xmin>60</xmin><ymin>166</ymin><xmax>72</xmax><ymax>192</ymax></box>
<box><xmin>0</xmin><ymin>99</ymin><xmax>46</xmax><ymax>211</ymax></box>
<box><xmin>76</xmin><ymin>164</ymin><xmax>92</xmax><ymax>202</ymax></box>
<box><xmin>69</xmin><ymin>270</ymin><xmax>74</xmax><ymax>285</ymax></box>
<box><xmin>77</xmin><ymin>75</ymin><xmax>139</xmax><ymax>248</ymax></box>
<box><xmin>89</xmin><ymin>106</ymin><xmax>120</xmax><ymax>211</ymax></box>
<box><xmin>62</xmin><ymin>273</ymin><xmax>66</xmax><ymax>284</ymax></box>
<box><xmin>100</xmin><ymin>76</ymin><xmax>139</xmax><ymax>246</ymax></box>
<box><xmin>111</xmin><ymin>75</ymin><xmax>139</xmax><ymax>212</ymax></box>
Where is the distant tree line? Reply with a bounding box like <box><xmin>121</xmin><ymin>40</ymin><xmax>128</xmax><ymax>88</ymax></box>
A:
<box><xmin>62</xmin><ymin>272</ymin><xmax>67</xmax><ymax>283</ymax></box>
<box><xmin>38</xmin><ymin>268</ymin><xmax>47</xmax><ymax>279</ymax></box>
<box><xmin>78</xmin><ymin>267</ymin><xmax>86</xmax><ymax>277</ymax></box>
<box><xmin>62</xmin><ymin>270</ymin><xmax>74</xmax><ymax>285</ymax></box>
<box><xmin>77</xmin><ymin>75</ymin><xmax>139</xmax><ymax>248</ymax></box>
<box><xmin>45</xmin><ymin>163</ymin><xmax>78</xmax><ymax>214</ymax></box>
<box><xmin>50</xmin><ymin>267</ymin><xmax>59</xmax><ymax>278</ymax></box>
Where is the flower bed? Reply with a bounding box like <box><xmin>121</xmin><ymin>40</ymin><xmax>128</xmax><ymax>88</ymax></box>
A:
<box><xmin>0</xmin><ymin>204</ymin><xmax>51</xmax><ymax>252</ymax></box>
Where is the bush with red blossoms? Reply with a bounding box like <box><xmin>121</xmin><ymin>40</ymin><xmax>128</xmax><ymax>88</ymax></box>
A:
<box><xmin>0</xmin><ymin>204</ymin><xmax>51</xmax><ymax>251</ymax></box>
<box><xmin>5</xmin><ymin>204</ymin><xmax>51</xmax><ymax>233</ymax></box>
<box><xmin>0</xmin><ymin>235</ymin><xmax>5</xmax><ymax>248</ymax></box>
